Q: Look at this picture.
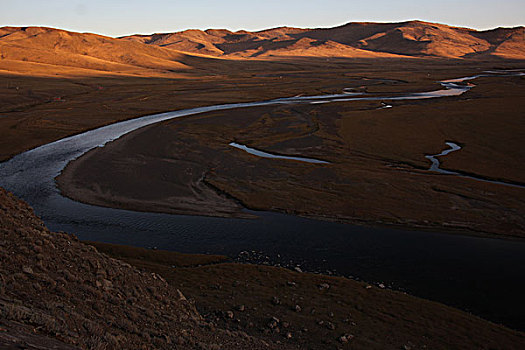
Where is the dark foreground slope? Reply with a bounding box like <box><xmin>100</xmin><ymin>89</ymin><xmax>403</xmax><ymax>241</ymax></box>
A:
<box><xmin>1</xmin><ymin>187</ymin><xmax>524</xmax><ymax>349</ymax></box>
<box><xmin>0</xmin><ymin>187</ymin><xmax>283</xmax><ymax>349</ymax></box>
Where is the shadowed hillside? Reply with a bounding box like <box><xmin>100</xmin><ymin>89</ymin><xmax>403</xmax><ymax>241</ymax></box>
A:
<box><xmin>122</xmin><ymin>21</ymin><xmax>525</xmax><ymax>59</ymax></box>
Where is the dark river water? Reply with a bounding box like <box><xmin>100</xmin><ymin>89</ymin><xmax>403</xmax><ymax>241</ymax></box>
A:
<box><xmin>1</xmin><ymin>72</ymin><xmax>524</xmax><ymax>331</ymax></box>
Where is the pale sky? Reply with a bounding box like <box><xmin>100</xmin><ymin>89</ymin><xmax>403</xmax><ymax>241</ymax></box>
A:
<box><xmin>2</xmin><ymin>0</ymin><xmax>524</xmax><ymax>37</ymax></box>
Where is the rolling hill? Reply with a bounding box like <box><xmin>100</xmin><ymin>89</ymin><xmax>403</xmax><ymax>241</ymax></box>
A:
<box><xmin>122</xmin><ymin>20</ymin><xmax>525</xmax><ymax>59</ymax></box>
<box><xmin>0</xmin><ymin>26</ymin><xmax>203</xmax><ymax>77</ymax></box>
<box><xmin>0</xmin><ymin>21</ymin><xmax>523</xmax><ymax>78</ymax></box>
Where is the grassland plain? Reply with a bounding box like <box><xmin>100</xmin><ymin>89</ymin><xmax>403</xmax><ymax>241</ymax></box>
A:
<box><xmin>56</xmin><ymin>61</ymin><xmax>525</xmax><ymax>238</ymax></box>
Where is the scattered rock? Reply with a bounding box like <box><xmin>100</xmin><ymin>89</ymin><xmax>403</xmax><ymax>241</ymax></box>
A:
<box><xmin>176</xmin><ymin>289</ymin><xmax>187</xmax><ymax>301</ymax></box>
<box><xmin>101</xmin><ymin>279</ymin><xmax>112</xmax><ymax>290</ymax></box>
<box><xmin>272</xmin><ymin>296</ymin><xmax>281</xmax><ymax>305</ymax></box>
<box><xmin>319</xmin><ymin>283</ymin><xmax>330</xmax><ymax>291</ymax></box>
<box><xmin>268</xmin><ymin>317</ymin><xmax>280</xmax><ymax>329</ymax></box>
<box><xmin>294</xmin><ymin>304</ymin><xmax>302</xmax><ymax>312</ymax></box>
<box><xmin>226</xmin><ymin>311</ymin><xmax>234</xmax><ymax>319</ymax></box>
<box><xmin>403</xmin><ymin>342</ymin><xmax>415</xmax><ymax>350</ymax></box>
<box><xmin>294</xmin><ymin>267</ymin><xmax>302</xmax><ymax>273</ymax></box>
<box><xmin>338</xmin><ymin>334</ymin><xmax>354</xmax><ymax>343</ymax></box>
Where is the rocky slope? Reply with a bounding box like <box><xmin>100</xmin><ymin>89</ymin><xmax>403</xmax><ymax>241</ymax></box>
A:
<box><xmin>0</xmin><ymin>187</ymin><xmax>284</xmax><ymax>349</ymax></box>
<box><xmin>122</xmin><ymin>21</ymin><xmax>525</xmax><ymax>59</ymax></box>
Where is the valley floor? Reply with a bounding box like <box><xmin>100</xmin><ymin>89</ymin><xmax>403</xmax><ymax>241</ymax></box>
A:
<box><xmin>2</xmin><ymin>56</ymin><xmax>525</xmax><ymax>349</ymax></box>
<box><xmin>51</xmin><ymin>59</ymin><xmax>525</xmax><ymax>238</ymax></box>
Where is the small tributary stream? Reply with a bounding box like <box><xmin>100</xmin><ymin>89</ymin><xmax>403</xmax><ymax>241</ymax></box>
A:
<box><xmin>426</xmin><ymin>142</ymin><xmax>524</xmax><ymax>188</ymax></box>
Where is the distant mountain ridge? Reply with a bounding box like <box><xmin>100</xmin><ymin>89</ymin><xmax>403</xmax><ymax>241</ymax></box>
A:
<box><xmin>122</xmin><ymin>21</ymin><xmax>525</xmax><ymax>59</ymax></box>
<box><xmin>0</xmin><ymin>21</ymin><xmax>523</xmax><ymax>76</ymax></box>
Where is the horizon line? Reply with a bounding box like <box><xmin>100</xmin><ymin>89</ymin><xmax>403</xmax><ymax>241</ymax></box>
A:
<box><xmin>1</xmin><ymin>19</ymin><xmax>524</xmax><ymax>39</ymax></box>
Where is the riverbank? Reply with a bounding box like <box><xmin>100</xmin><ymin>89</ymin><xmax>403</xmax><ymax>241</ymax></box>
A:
<box><xmin>2</xmin><ymin>187</ymin><xmax>524</xmax><ymax>349</ymax></box>
<box><xmin>90</xmin><ymin>240</ymin><xmax>525</xmax><ymax>349</ymax></box>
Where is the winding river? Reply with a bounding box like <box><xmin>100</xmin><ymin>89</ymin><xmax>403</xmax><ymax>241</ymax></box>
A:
<box><xmin>1</xmin><ymin>71</ymin><xmax>525</xmax><ymax>330</ymax></box>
